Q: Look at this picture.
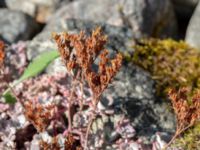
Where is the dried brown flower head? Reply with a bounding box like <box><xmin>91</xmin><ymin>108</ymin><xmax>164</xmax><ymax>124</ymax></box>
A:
<box><xmin>24</xmin><ymin>100</ymin><xmax>55</xmax><ymax>132</ymax></box>
<box><xmin>53</xmin><ymin>27</ymin><xmax>122</xmax><ymax>100</ymax></box>
<box><xmin>168</xmin><ymin>88</ymin><xmax>200</xmax><ymax>130</ymax></box>
<box><xmin>40</xmin><ymin>136</ymin><xmax>60</xmax><ymax>150</ymax></box>
<box><xmin>165</xmin><ymin>88</ymin><xmax>200</xmax><ymax>148</ymax></box>
<box><xmin>53</xmin><ymin>27</ymin><xmax>107</xmax><ymax>72</ymax></box>
<box><xmin>86</xmin><ymin>50</ymin><xmax>122</xmax><ymax>100</ymax></box>
<box><xmin>64</xmin><ymin>133</ymin><xmax>83</xmax><ymax>150</ymax></box>
<box><xmin>0</xmin><ymin>41</ymin><xmax>5</xmax><ymax>68</ymax></box>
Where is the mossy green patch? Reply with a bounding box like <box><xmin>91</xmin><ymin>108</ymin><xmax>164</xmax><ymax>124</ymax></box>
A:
<box><xmin>172</xmin><ymin>122</ymin><xmax>200</xmax><ymax>150</ymax></box>
<box><xmin>125</xmin><ymin>38</ymin><xmax>200</xmax><ymax>96</ymax></box>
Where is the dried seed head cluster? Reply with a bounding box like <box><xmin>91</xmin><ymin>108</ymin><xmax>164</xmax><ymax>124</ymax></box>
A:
<box><xmin>24</xmin><ymin>100</ymin><xmax>55</xmax><ymax>132</ymax></box>
<box><xmin>53</xmin><ymin>27</ymin><xmax>107</xmax><ymax>72</ymax></box>
<box><xmin>64</xmin><ymin>133</ymin><xmax>82</xmax><ymax>150</ymax></box>
<box><xmin>0</xmin><ymin>41</ymin><xmax>5</xmax><ymax>68</ymax></box>
<box><xmin>40</xmin><ymin>136</ymin><xmax>60</xmax><ymax>150</ymax></box>
<box><xmin>168</xmin><ymin>88</ymin><xmax>200</xmax><ymax>131</ymax></box>
<box><xmin>53</xmin><ymin>27</ymin><xmax>122</xmax><ymax>99</ymax></box>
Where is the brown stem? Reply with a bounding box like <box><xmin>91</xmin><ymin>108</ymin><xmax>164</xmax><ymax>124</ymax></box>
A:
<box><xmin>67</xmin><ymin>83</ymin><xmax>75</xmax><ymax>131</ymax></box>
<box><xmin>84</xmin><ymin>97</ymin><xmax>98</xmax><ymax>150</ymax></box>
<box><xmin>72</xmin><ymin>129</ymin><xmax>85</xmax><ymax>146</ymax></box>
<box><xmin>80</xmin><ymin>72</ymin><xmax>84</xmax><ymax>111</ymax></box>
<box><xmin>84</xmin><ymin>113</ymin><xmax>95</xmax><ymax>150</ymax></box>
<box><xmin>163</xmin><ymin>124</ymin><xmax>193</xmax><ymax>149</ymax></box>
<box><xmin>67</xmin><ymin>70</ymin><xmax>81</xmax><ymax>131</ymax></box>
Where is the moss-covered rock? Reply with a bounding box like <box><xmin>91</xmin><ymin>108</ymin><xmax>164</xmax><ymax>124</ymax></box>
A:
<box><xmin>125</xmin><ymin>38</ymin><xmax>200</xmax><ymax>96</ymax></box>
<box><xmin>124</xmin><ymin>38</ymin><xmax>200</xmax><ymax>149</ymax></box>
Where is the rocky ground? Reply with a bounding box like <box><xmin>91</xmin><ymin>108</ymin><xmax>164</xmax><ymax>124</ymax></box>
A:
<box><xmin>0</xmin><ymin>0</ymin><xmax>200</xmax><ymax>149</ymax></box>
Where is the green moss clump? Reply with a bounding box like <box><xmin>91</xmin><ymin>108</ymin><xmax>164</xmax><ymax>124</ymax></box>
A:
<box><xmin>172</xmin><ymin>122</ymin><xmax>200</xmax><ymax>150</ymax></box>
<box><xmin>125</xmin><ymin>38</ymin><xmax>200</xmax><ymax>96</ymax></box>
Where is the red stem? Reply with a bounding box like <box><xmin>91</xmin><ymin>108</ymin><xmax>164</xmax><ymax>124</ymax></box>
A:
<box><xmin>84</xmin><ymin>97</ymin><xmax>98</xmax><ymax>150</ymax></box>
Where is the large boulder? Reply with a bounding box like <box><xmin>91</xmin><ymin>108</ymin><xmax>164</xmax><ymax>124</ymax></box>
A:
<box><xmin>0</xmin><ymin>9</ymin><xmax>39</xmax><ymax>43</ymax></box>
<box><xmin>49</xmin><ymin>0</ymin><xmax>177</xmax><ymax>38</ymax></box>
<box><xmin>185</xmin><ymin>2</ymin><xmax>200</xmax><ymax>49</ymax></box>
<box><xmin>100</xmin><ymin>63</ymin><xmax>175</xmax><ymax>138</ymax></box>
<box><xmin>5</xmin><ymin>0</ymin><xmax>72</xmax><ymax>23</ymax></box>
<box><xmin>26</xmin><ymin>0</ymin><xmax>178</xmax><ymax>61</ymax></box>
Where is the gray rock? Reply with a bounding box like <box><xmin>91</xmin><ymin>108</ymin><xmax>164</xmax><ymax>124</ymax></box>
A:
<box><xmin>0</xmin><ymin>9</ymin><xmax>39</xmax><ymax>43</ymax></box>
<box><xmin>45</xmin><ymin>57</ymin><xmax>67</xmax><ymax>75</ymax></box>
<box><xmin>88</xmin><ymin>63</ymin><xmax>175</xmax><ymax>148</ymax></box>
<box><xmin>5</xmin><ymin>0</ymin><xmax>72</xmax><ymax>23</ymax></box>
<box><xmin>103</xmin><ymin>64</ymin><xmax>175</xmax><ymax>136</ymax></box>
<box><xmin>50</xmin><ymin>0</ymin><xmax>177</xmax><ymax>38</ymax></box>
<box><xmin>185</xmin><ymin>1</ymin><xmax>200</xmax><ymax>49</ymax></box>
<box><xmin>5</xmin><ymin>0</ymin><xmax>37</xmax><ymax>18</ymax></box>
<box><xmin>172</xmin><ymin>0</ymin><xmax>199</xmax><ymax>17</ymax></box>
<box><xmin>27</xmin><ymin>19</ymin><xmax>135</xmax><ymax>61</ymax></box>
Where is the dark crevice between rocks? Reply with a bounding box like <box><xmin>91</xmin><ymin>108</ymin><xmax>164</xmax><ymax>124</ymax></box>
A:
<box><xmin>125</xmin><ymin>99</ymin><xmax>158</xmax><ymax>134</ymax></box>
<box><xmin>28</xmin><ymin>21</ymin><xmax>46</xmax><ymax>42</ymax></box>
<box><xmin>15</xmin><ymin>124</ymin><xmax>37</xmax><ymax>149</ymax></box>
<box><xmin>174</xmin><ymin>5</ymin><xmax>197</xmax><ymax>40</ymax></box>
<box><xmin>176</xmin><ymin>13</ymin><xmax>192</xmax><ymax>40</ymax></box>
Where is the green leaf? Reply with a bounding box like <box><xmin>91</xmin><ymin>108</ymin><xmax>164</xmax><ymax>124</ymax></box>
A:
<box><xmin>19</xmin><ymin>50</ymin><xmax>59</xmax><ymax>82</ymax></box>
<box><xmin>3</xmin><ymin>50</ymin><xmax>59</xmax><ymax>103</ymax></box>
<box><xmin>4</xmin><ymin>91</ymin><xmax>17</xmax><ymax>104</ymax></box>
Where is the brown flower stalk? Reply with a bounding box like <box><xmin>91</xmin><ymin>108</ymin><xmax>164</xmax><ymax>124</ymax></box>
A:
<box><xmin>0</xmin><ymin>41</ymin><xmax>5</xmax><ymax>68</ymax></box>
<box><xmin>54</xmin><ymin>27</ymin><xmax>122</xmax><ymax>149</ymax></box>
<box><xmin>165</xmin><ymin>88</ymin><xmax>200</xmax><ymax>148</ymax></box>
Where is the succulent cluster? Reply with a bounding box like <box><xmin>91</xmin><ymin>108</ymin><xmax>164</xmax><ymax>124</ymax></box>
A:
<box><xmin>0</xmin><ymin>41</ymin><xmax>27</xmax><ymax>97</ymax></box>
